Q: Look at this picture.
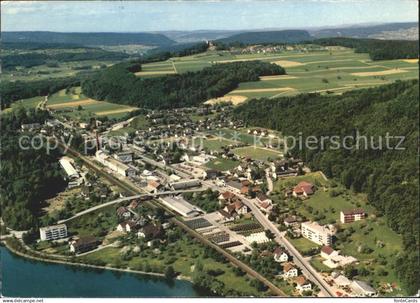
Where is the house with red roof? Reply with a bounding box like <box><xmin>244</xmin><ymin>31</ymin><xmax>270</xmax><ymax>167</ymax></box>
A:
<box><xmin>292</xmin><ymin>181</ymin><xmax>315</xmax><ymax>198</ymax></box>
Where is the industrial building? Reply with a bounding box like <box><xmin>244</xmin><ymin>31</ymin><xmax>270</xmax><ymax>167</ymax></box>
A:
<box><xmin>59</xmin><ymin>157</ymin><xmax>79</xmax><ymax>180</ymax></box>
<box><xmin>169</xmin><ymin>179</ymin><xmax>201</xmax><ymax>190</ymax></box>
<box><xmin>160</xmin><ymin>196</ymin><xmax>202</xmax><ymax>217</ymax></box>
<box><xmin>96</xmin><ymin>150</ymin><xmax>137</xmax><ymax>177</ymax></box>
<box><xmin>39</xmin><ymin>224</ymin><xmax>68</xmax><ymax>241</ymax></box>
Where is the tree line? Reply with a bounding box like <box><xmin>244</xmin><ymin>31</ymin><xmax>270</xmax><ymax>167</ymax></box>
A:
<box><xmin>81</xmin><ymin>60</ymin><xmax>285</xmax><ymax>109</ymax></box>
<box><xmin>312</xmin><ymin>37</ymin><xmax>419</xmax><ymax>60</ymax></box>
<box><xmin>233</xmin><ymin>80</ymin><xmax>419</xmax><ymax>294</ymax></box>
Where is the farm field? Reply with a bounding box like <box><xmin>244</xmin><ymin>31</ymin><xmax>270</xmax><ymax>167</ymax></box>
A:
<box><xmin>137</xmin><ymin>47</ymin><xmax>419</xmax><ymax>101</ymax></box>
<box><xmin>10</xmin><ymin>87</ymin><xmax>138</xmax><ymax>120</ymax></box>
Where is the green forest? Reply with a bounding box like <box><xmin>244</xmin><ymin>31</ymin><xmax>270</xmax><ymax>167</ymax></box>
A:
<box><xmin>0</xmin><ymin>108</ymin><xmax>66</xmax><ymax>230</ymax></box>
<box><xmin>233</xmin><ymin>80</ymin><xmax>419</xmax><ymax>294</ymax></box>
<box><xmin>312</xmin><ymin>37</ymin><xmax>419</xmax><ymax>60</ymax></box>
<box><xmin>81</xmin><ymin>60</ymin><xmax>285</xmax><ymax>109</ymax></box>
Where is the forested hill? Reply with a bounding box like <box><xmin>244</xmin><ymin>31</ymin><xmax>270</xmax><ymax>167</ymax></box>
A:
<box><xmin>81</xmin><ymin>61</ymin><xmax>285</xmax><ymax>109</ymax></box>
<box><xmin>217</xmin><ymin>30</ymin><xmax>312</xmax><ymax>44</ymax></box>
<box><xmin>233</xmin><ymin>80</ymin><xmax>419</xmax><ymax>294</ymax></box>
<box><xmin>2</xmin><ymin>31</ymin><xmax>175</xmax><ymax>47</ymax></box>
<box><xmin>312</xmin><ymin>37</ymin><xmax>419</xmax><ymax>60</ymax></box>
<box><xmin>0</xmin><ymin>109</ymin><xmax>66</xmax><ymax>230</ymax></box>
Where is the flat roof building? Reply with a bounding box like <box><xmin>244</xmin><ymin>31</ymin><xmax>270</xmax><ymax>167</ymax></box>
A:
<box><xmin>301</xmin><ymin>221</ymin><xmax>335</xmax><ymax>246</ymax></box>
<box><xmin>59</xmin><ymin>157</ymin><xmax>79</xmax><ymax>180</ymax></box>
<box><xmin>350</xmin><ymin>280</ymin><xmax>377</xmax><ymax>297</ymax></box>
<box><xmin>169</xmin><ymin>179</ymin><xmax>201</xmax><ymax>191</ymax></box>
<box><xmin>40</xmin><ymin>224</ymin><xmax>68</xmax><ymax>241</ymax></box>
<box><xmin>160</xmin><ymin>196</ymin><xmax>201</xmax><ymax>217</ymax></box>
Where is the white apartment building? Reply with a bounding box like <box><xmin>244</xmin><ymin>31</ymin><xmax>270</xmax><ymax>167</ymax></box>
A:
<box><xmin>39</xmin><ymin>224</ymin><xmax>68</xmax><ymax>241</ymax></box>
<box><xmin>301</xmin><ymin>221</ymin><xmax>335</xmax><ymax>246</ymax></box>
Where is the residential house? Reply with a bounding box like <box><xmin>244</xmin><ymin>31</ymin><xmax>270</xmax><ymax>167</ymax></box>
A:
<box><xmin>292</xmin><ymin>181</ymin><xmax>315</xmax><ymax>198</ymax></box>
<box><xmin>223</xmin><ymin>201</ymin><xmax>249</xmax><ymax>216</ymax></box>
<box><xmin>282</xmin><ymin>263</ymin><xmax>298</xmax><ymax>278</ymax></box>
<box><xmin>69</xmin><ymin>236</ymin><xmax>99</xmax><ymax>254</ymax></box>
<box><xmin>320</xmin><ymin>246</ymin><xmax>336</xmax><ymax>259</ymax></box>
<box><xmin>218</xmin><ymin>191</ymin><xmax>237</xmax><ymax>204</ymax></box>
<box><xmin>340</xmin><ymin>209</ymin><xmax>366</xmax><ymax>224</ymax></box>
<box><xmin>116</xmin><ymin>207</ymin><xmax>131</xmax><ymax>219</ymax></box>
<box><xmin>350</xmin><ymin>280</ymin><xmax>377</xmax><ymax>297</ymax></box>
<box><xmin>273</xmin><ymin>247</ymin><xmax>289</xmax><ymax>263</ymax></box>
<box><xmin>284</xmin><ymin>216</ymin><xmax>298</xmax><ymax>227</ymax></box>
<box><xmin>146</xmin><ymin>180</ymin><xmax>162</xmax><ymax>193</ymax></box>
<box><xmin>137</xmin><ymin>224</ymin><xmax>164</xmax><ymax>241</ymax></box>
<box><xmin>295</xmin><ymin>276</ymin><xmax>312</xmax><ymax>293</ymax></box>
<box><xmin>320</xmin><ymin>246</ymin><xmax>357</xmax><ymax>269</ymax></box>
<box><xmin>256</xmin><ymin>193</ymin><xmax>273</xmax><ymax>211</ymax></box>
<box><xmin>128</xmin><ymin>200</ymin><xmax>139</xmax><ymax>210</ymax></box>
<box><xmin>117</xmin><ymin>221</ymin><xmax>138</xmax><ymax>233</ymax></box>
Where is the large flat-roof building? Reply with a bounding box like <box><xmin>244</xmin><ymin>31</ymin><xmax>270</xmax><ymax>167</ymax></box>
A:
<box><xmin>96</xmin><ymin>150</ymin><xmax>137</xmax><ymax>177</ymax></box>
<box><xmin>169</xmin><ymin>179</ymin><xmax>201</xmax><ymax>191</ymax></box>
<box><xmin>39</xmin><ymin>224</ymin><xmax>68</xmax><ymax>241</ymax></box>
<box><xmin>160</xmin><ymin>196</ymin><xmax>201</xmax><ymax>217</ymax></box>
<box><xmin>301</xmin><ymin>221</ymin><xmax>335</xmax><ymax>246</ymax></box>
<box><xmin>59</xmin><ymin>157</ymin><xmax>79</xmax><ymax>180</ymax></box>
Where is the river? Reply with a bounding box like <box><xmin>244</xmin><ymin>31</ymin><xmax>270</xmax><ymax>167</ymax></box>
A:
<box><xmin>0</xmin><ymin>246</ymin><xmax>209</xmax><ymax>297</ymax></box>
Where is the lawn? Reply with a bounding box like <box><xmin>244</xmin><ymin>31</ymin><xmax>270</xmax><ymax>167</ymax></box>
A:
<box><xmin>205</xmin><ymin>157</ymin><xmax>239</xmax><ymax>171</ymax></box>
<box><xmin>310</xmin><ymin>256</ymin><xmax>333</xmax><ymax>273</ymax></box>
<box><xmin>202</xmin><ymin>138</ymin><xmax>235</xmax><ymax>152</ymax></box>
<box><xmin>287</xmin><ymin>237</ymin><xmax>319</xmax><ymax>255</ymax></box>
<box><xmin>232</xmin><ymin>146</ymin><xmax>283</xmax><ymax>161</ymax></box>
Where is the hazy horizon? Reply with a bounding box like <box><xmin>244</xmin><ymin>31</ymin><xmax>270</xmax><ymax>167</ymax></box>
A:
<box><xmin>2</xmin><ymin>1</ymin><xmax>418</xmax><ymax>33</ymax></box>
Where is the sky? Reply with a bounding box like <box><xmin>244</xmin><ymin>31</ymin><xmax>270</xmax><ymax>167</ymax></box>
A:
<box><xmin>1</xmin><ymin>0</ymin><xmax>418</xmax><ymax>32</ymax></box>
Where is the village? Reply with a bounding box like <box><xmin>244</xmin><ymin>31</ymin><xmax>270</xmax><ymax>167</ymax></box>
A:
<box><xmin>14</xmin><ymin>102</ymin><xmax>400</xmax><ymax>298</ymax></box>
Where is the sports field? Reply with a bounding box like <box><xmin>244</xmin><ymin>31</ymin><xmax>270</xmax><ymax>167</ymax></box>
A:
<box><xmin>11</xmin><ymin>87</ymin><xmax>138</xmax><ymax>120</ymax></box>
<box><xmin>232</xmin><ymin>146</ymin><xmax>283</xmax><ymax>161</ymax></box>
<box><xmin>137</xmin><ymin>47</ymin><xmax>419</xmax><ymax>101</ymax></box>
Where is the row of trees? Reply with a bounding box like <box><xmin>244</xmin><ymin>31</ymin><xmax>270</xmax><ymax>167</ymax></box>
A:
<box><xmin>0</xmin><ymin>107</ymin><xmax>66</xmax><ymax>230</ymax></box>
<box><xmin>312</xmin><ymin>37</ymin><xmax>419</xmax><ymax>60</ymax></box>
<box><xmin>2</xmin><ymin>49</ymin><xmax>129</xmax><ymax>70</ymax></box>
<box><xmin>81</xmin><ymin>60</ymin><xmax>285</xmax><ymax>109</ymax></box>
<box><xmin>233</xmin><ymin>80</ymin><xmax>419</xmax><ymax>294</ymax></box>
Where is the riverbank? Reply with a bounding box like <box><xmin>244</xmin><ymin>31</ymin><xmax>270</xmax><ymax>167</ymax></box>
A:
<box><xmin>1</xmin><ymin>239</ymin><xmax>190</xmax><ymax>282</ymax></box>
<box><xmin>1</xmin><ymin>245</ymin><xmax>204</xmax><ymax>298</ymax></box>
